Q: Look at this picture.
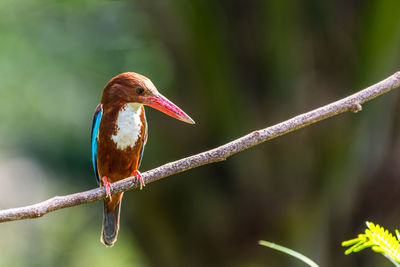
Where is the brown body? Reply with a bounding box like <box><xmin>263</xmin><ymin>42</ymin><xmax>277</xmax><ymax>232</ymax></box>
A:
<box><xmin>97</xmin><ymin>103</ymin><xmax>146</xmax><ymax>212</ymax></box>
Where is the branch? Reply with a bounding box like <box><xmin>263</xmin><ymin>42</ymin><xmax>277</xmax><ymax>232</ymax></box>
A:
<box><xmin>1</xmin><ymin>72</ymin><xmax>400</xmax><ymax>223</ymax></box>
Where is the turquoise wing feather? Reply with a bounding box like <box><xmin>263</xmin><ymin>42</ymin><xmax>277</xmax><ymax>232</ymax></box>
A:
<box><xmin>91</xmin><ymin>104</ymin><xmax>103</xmax><ymax>183</ymax></box>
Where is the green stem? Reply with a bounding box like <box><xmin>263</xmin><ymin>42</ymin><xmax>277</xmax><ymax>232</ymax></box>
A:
<box><xmin>258</xmin><ymin>240</ymin><xmax>319</xmax><ymax>267</ymax></box>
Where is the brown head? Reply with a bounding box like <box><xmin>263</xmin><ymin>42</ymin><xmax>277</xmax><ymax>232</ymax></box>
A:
<box><xmin>101</xmin><ymin>72</ymin><xmax>195</xmax><ymax>124</ymax></box>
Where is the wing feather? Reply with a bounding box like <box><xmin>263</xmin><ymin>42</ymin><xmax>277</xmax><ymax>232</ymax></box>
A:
<box><xmin>91</xmin><ymin>104</ymin><xmax>103</xmax><ymax>183</ymax></box>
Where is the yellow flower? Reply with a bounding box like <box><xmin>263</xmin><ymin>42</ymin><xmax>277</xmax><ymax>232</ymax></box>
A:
<box><xmin>342</xmin><ymin>221</ymin><xmax>400</xmax><ymax>264</ymax></box>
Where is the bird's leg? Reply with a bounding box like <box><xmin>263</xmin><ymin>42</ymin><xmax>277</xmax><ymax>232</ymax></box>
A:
<box><xmin>102</xmin><ymin>176</ymin><xmax>112</xmax><ymax>200</ymax></box>
<box><xmin>132</xmin><ymin>170</ymin><xmax>145</xmax><ymax>190</ymax></box>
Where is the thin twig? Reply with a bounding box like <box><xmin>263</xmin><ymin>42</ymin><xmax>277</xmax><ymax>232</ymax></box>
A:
<box><xmin>1</xmin><ymin>71</ymin><xmax>400</xmax><ymax>223</ymax></box>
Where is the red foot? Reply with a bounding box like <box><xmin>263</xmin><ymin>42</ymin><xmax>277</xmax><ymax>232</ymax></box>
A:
<box><xmin>102</xmin><ymin>176</ymin><xmax>112</xmax><ymax>200</ymax></box>
<box><xmin>132</xmin><ymin>170</ymin><xmax>145</xmax><ymax>190</ymax></box>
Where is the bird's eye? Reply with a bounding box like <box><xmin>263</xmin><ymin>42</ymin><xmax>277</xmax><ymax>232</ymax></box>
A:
<box><xmin>136</xmin><ymin>87</ymin><xmax>144</xmax><ymax>94</ymax></box>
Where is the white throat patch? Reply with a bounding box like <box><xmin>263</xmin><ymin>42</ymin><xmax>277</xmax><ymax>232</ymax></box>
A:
<box><xmin>112</xmin><ymin>103</ymin><xmax>143</xmax><ymax>150</ymax></box>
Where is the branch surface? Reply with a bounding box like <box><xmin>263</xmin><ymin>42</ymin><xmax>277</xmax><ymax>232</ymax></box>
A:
<box><xmin>1</xmin><ymin>72</ymin><xmax>400</xmax><ymax>223</ymax></box>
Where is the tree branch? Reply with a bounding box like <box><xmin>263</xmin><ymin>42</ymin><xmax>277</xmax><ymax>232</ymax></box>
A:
<box><xmin>1</xmin><ymin>71</ymin><xmax>400</xmax><ymax>223</ymax></box>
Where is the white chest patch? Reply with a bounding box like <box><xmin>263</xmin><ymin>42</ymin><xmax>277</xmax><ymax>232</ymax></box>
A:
<box><xmin>112</xmin><ymin>103</ymin><xmax>143</xmax><ymax>150</ymax></box>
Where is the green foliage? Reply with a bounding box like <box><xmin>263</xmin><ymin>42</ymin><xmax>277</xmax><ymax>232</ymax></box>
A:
<box><xmin>258</xmin><ymin>240</ymin><xmax>319</xmax><ymax>267</ymax></box>
<box><xmin>342</xmin><ymin>221</ymin><xmax>400</xmax><ymax>266</ymax></box>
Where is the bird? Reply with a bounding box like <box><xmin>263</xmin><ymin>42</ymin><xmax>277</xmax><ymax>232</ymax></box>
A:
<box><xmin>91</xmin><ymin>72</ymin><xmax>195</xmax><ymax>247</ymax></box>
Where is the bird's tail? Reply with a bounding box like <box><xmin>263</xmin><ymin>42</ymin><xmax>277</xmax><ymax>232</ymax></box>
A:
<box><xmin>101</xmin><ymin>193</ymin><xmax>123</xmax><ymax>247</ymax></box>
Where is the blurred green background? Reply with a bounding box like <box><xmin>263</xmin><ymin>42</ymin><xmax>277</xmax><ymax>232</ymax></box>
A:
<box><xmin>1</xmin><ymin>0</ymin><xmax>400</xmax><ymax>266</ymax></box>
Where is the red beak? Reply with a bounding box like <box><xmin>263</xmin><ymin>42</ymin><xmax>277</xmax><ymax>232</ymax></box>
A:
<box><xmin>144</xmin><ymin>93</ymin><xmax>195</xmax><ymax>124</ymax></box>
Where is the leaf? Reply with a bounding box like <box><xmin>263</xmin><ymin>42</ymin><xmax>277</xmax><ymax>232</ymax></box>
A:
<box><xmin>258</xmin><ymin>240</ymin><xmax>319</xmax><ymax>267</ymax></box>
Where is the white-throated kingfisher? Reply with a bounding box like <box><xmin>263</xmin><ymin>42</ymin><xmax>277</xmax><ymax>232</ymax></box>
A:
<box><xmin>91</xmin><ymin>72</ymin><xmax>194</xmax><ymax>247</ymax></box>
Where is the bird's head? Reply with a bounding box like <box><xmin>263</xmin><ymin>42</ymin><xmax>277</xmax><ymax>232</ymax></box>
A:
<box><xmin>102</xmin><ymin>72</ymin><xmax>195</xmax><ymax>124</ymax></box>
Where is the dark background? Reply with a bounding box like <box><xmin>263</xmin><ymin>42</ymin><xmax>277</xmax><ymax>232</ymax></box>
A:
<box><xmin>1</xmin><ymin>0</ymin><xmax>400</xmax><ymax>266</ymax></box>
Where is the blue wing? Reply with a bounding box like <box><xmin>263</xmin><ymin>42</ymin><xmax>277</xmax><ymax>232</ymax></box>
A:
<box><xmin>91</xmin><ymin>104</ymin><xmax>103</xmax><ymax>183</ymax></box>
